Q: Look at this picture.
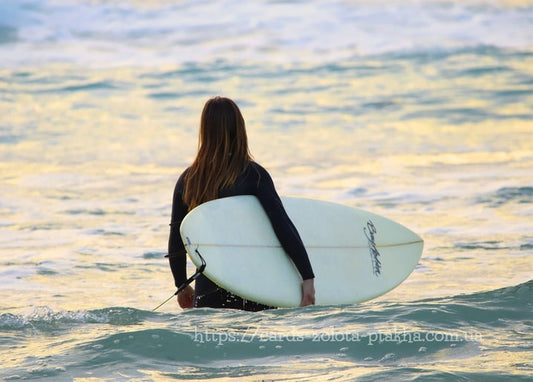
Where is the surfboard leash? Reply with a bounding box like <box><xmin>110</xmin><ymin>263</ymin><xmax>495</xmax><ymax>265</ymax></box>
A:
<box><xmin>152</xmin><ymin>247</ymin><xmax>206</xmax><ymax>312</ymax></box>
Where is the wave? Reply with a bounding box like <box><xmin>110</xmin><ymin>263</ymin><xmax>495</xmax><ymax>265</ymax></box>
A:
<box><xmin>388</xmin><ymin>280</ymin><xmax>533</xmax><ymax>327</ymax></box>
<box><xmin>1</xmin><ymin>0</ymin><xmax>532</xmax><ymax>67</ymax></box>
<box><xmin>478</xmin><ymin>186</ymin><xmax>533</xmax><ymax>207</ymax></box>
<box><xmin>1</xmin><ymin>281</ymin><xmax>530</xmax><ymax>380</ymax></box>
<box><xmin>73</xmin><ymin>326</ymin><xmax>480</xmax><ymax>366</ymax></box>
<box><xmin>355</xmin><ymin>369</ymin><xmax>533</xmax><ymax>382</ymax></box>
<box><xmin>63</xmin><ymin>280</ymin><xmax>530</xmax><ymax>374</ymax></box>
<box><xmin>2</xmin><ymin>280</ymin><xmax>529</xmax><ymax>333</ymax></box>
<box><xmin>0</xmin><ymin>306</ymin><xmax>152</xmax><ymax>331</ymax></box>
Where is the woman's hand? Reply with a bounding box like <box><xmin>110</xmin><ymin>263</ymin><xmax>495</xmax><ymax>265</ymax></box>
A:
<box><xmin>299</xmin><ymin>278</ymin><xmax>316</xmax><ymax>307</ymax></box>
<box><xmin>177</xmin><ymin>285</ymin><xmax>195</xmax><ymax>309</ymax></box>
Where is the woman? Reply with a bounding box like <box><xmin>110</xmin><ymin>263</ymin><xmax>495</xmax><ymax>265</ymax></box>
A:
<box><xmin>167</xmin><ymin>96</ymin><xmax>315</xmax><ymax>311</ymax></box>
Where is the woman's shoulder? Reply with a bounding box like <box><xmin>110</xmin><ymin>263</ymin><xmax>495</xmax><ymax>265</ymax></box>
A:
<box><xmin>245</xmin><ymin>161</ymin><xmax>276</xmax><ymax>189</ymax></box>
<box><xmin>247</xmin><ymin>161</ymin><xmax>273</xmax><ymax>178</ymax></box>
<box><xmin>248</xmin><ymin>161</ymin><xmax>269</xmax><ymax>173</ymax></box>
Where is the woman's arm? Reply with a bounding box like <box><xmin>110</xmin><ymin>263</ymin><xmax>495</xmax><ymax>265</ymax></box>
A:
<box><xmin>253</xmin><ymin>164</ymin><xmax>315</xmax><ymax>282</ymax></box>
<box><xmin>167</xmin><ymin>171</ymin><xmax>190</xmax><ymax>289</ymax></box>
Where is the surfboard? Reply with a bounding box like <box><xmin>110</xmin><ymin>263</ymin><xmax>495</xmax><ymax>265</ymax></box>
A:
<box><xmin>180</xmin><ymin>196</ymin><xmax>423</xmax><ymax>307</ymax></box>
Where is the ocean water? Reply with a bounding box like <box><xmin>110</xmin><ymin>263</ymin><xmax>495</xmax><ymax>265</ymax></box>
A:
<box><xmin>0</xmin><ymin>0</ymin><xmax>532</xmax><ymax>380</ymax></box>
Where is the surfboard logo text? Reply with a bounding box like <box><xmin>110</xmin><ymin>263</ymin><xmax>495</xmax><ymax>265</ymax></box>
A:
<box><xmin>364</xmin><ymin>220</ymin><xmax>382</xmax><ymax>276</ymax></box>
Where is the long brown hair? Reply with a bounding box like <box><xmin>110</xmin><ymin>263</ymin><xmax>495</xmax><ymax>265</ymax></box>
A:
<box><xmin>183</xmin><ymin>97</ymin><xmax>252</xmax><ymax>210</ymax></box>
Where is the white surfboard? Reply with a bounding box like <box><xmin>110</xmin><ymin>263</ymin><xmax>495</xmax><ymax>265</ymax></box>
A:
<box><xmin>180</xmin><ymin>196</ymin><xmax>423</xmax><ymax>307</ymax></box>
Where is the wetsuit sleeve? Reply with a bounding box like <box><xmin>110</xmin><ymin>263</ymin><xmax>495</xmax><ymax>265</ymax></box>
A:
<box><xmin>167</xmin><ymin>171</ymin><xmax>189</xmax><ymax>288</ymax></box>
<box><xmin>254</xmin><ymin>165</ymin><xmax>315</xmax><ymax>280</ymax></box>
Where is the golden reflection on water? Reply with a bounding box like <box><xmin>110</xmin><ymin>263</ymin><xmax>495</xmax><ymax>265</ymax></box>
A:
<box><xmin>1</xmin><ymin>48</ymin><xmax>532</xmax><ymax>314</ymax></box>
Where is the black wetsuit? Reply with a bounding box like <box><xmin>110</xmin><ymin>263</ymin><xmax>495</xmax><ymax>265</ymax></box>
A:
<box><xmin>167</xmin><ymin>161</ymin><xmax>315</xmax><ymax>311</ymax></box>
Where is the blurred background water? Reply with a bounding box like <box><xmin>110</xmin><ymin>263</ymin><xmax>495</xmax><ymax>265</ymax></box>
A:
<box><xmin>0</xmin><ymin>0</ymin><xmax>532</xmax><ymax>380</ymax></box>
